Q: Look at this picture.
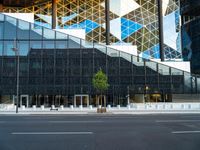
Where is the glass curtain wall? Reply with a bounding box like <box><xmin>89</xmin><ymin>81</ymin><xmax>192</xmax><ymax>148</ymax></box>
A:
<box><xmin>0</xmin><ymin>13</ymin><xmax>199</xmax><ymax>106</ymax></box>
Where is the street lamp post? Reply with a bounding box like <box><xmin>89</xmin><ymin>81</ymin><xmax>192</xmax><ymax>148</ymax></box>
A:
<box><xmin>144</xmin><ymin>85</ymin><xmax>149</xmax><ymax>103</ymax></box>
<box><xmin>12</xmin><ymin>39</ymin><xmax>19</xmax><ymax>113</ymax></box>
<box><xmin>127</xmin><ymin>86</ymin><xmax>130</xmax><ymax>105</ymax></box>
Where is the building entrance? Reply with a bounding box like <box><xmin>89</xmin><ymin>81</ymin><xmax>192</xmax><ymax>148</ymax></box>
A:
<box><xmin>74</xmin><ymin>95</ymin><xmax>89</xmax><ymax>107</ymax></box>
<box><xmin>20</xmin><ymin>95</ymin><xmax>29</xmax><ymax>107</ymax></box>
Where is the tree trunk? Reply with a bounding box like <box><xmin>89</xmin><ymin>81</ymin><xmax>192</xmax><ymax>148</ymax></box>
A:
<box><xmin>101</xmin><ymin>91</ymin><xmax>102</xmax><ymax>107</ymax></box>
<box><xmin>96</xmin><ymin>95</ymin><xmax>98</xmax><ymax>106</ymax></box>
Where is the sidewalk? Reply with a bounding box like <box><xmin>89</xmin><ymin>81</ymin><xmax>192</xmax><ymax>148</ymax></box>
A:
<box><xmin>1</xmin><ymin>107</ymin><xmax>200</xmax><ymax>115</ymax></box>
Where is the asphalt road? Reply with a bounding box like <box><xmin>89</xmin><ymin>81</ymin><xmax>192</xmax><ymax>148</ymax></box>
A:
<box><xmin>0</xmin><ymin>114</ymin><xmax>200</xmax><ymax>150</ymax></box>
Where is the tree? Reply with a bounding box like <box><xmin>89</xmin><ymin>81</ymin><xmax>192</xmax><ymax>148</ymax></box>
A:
<box><xmin>92</xmin><ymin>69</ymin><xmax>109</xmax><ymax>107</ymax></box>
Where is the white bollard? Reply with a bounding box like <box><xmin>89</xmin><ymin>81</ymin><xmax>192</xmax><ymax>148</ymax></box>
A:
<box><xmin>51</xmin><ymin>105</ymin><xmax>55</xmax><ymax>109</ymax></box>
<box><xmin>79</xmin><ymin>105</ymin><xmax>83</xmax><ymax>110</ymax></box>
<box><xmin>145</xmin><ymin>104</ymin><xmax>148</xmax><ymax>110</ymax></box>
<box><xmin>41</xmin><ymin>105</ymin><xmax>44</xmax><ymax>110</ymax></box>
<box><xmin>98</xmin><ymin>105</ymin><xmax>102</xmax><ymax>109</ymax></box>
<box><xmin>107</xmin><ymin>105</ymin><xmax>111</xmax><ymax>109</ymax></box>
<box><xmin>117</xmin><ymin>105</ymin><xmax>120</xmax><ymax>109</ymax></box>
<box><xmin>170</xmin><ymin>104</ymin><xmax>173</xmax><ymax>109</ymax></box>
<box><xmin>22</xmin><ymin>105</ymin><xmax>25</xmax><ymax>110</ymax></box>
<box><xmin>181</xmin><ymin>104</ymin><xmax>184</xmax><ymax>110</ymax></box>
<box><xmin>32</xmin><ymin>105</ymin><xmax>36</xmax><ymax>110</ymax></box>
<box><xmin>89</xmin><ymin>105</ymin><xmax>93</xmax><ymax>110</ymax></box>
<box><xmin>188</xmin><ymin>104</ymin><xmax>191</xmax><ymax>110</ymax></box>
<box><xmin>60</xmin><ymin>105</ymin><xmax>64</xmax><ymax>110</ymax></box>
<box><xmin>70</xmin><ymin>105</ymin><xmax>74</xmax><ymax>109</ymax></box>
<box><xmin>127</xmin><ymin>105</ymin><xmax>130</xmax><ymax>110</ymax></box>
<box><xmin>163</xmin><ymin>104</ymin><xmax>165</xmax><ymax>110</ymax></box>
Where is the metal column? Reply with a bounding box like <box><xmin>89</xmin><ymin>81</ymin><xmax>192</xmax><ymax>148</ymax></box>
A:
<box><xmin>157</xmin><ymin>0</ymin><xmax>164</xmax><ymax>61</ymax></box>
<box><xmin>52</xmin><ymin>0</ymin><xmax>57</xmax><ymax>29</ymax></box>
<box><xmin>105</xmin><ymin>0</ymin><xmax>110</xmax><ymax>45</ymax></box>
<box><xmin>0</xmin><ymin>4</ymin><xmax>3</xmax><ymax>12</ymax></box>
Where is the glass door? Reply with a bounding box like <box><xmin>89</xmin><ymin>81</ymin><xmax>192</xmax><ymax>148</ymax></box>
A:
<box><xmin>20</xmin><ymin>95</ymin><xmax>29</xmax><ymax>107</ymax></box>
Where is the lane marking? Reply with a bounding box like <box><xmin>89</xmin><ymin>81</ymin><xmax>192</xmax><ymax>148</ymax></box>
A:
<box><xmin>11</xmin><ymin>132</ymin><xmax>93</xmax><ymax>135</ymax></box>
<box><xmin>48</xmin><ymin>121</ymin><xmax>104</xmax><ymax>123</ymax></box>
<box><xmin>172</xmin><ymin>131</ymin><xmax>200</xmax><ymax>134</ymax></box>
<box><xmin>156</xmin><ymin>120</ymin><xmax>200</xmax><ymax>123</ymax></box>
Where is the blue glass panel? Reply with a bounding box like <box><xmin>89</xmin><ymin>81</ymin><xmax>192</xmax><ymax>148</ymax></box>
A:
<box><xmin>56</xmin><ymin>41</ymin><xmax>67</xmax><ymax>48</ymax></box>
<box><xmin>0</xmin><ymin>14</ymin><xmax>4</xmax><ymax>21</ymax></box>
<box><xmin>68</xmin><ymin>36</ymin><xmax>80</xmax><ymax>48</ymax></box>
<box><xmin>34</xmin><ymin>21</ymin><xmax>51</xmax><ymax>29</ymax></box>
<box><xmin>121</xmin><ymin>18</ymin><xmax>143</xmax><ymax>40</ymax></box>
<box><xmin>61</xmin><ymin>13</ymin><xmax>77</xmax><ymax>24</ymax></box>
<box><xmin>30</xmin><ymin>24</ymin><xmax>43</xmax><ymax>39</ymax></box>
<box><xmin>19</xmin><ymin>41</ymin><xmax>29</xmax><ymax>56</ymax></box>
<box><xmin>0</xmin><ymin>41</ymin><xmax>3</xmax><ymax>56</ymax></box>
<box><xmin>17</xmin><ymin>20</ymin><xmax>30</xmax><ymax>39</ymax></box>
<box><xmin>43</xmin><ymin>28</ymin><xmax>55</xmax><ymax>39</ymax></box>
<box><xmin>56</xmin><ymin>31</ymin><xmax>67</xmax><ymax>39</ymax></box>
<box><xmin>43</xmin><ymin>41</ymin><xmax>55</xmax><ymax>48</ymax></box>
<box><xmin>4</xmin><ymin>41</ymin><xmax>15</xmax><ymax>56</ymax></box>
<box><xmin>30</xmin><ymin>41</ymin><xmax>42</xmax><ymax>49</ymax></box>
<box><xmin>0</xmin><ymin>22</ymin><xmax>3</xmax><ymax>39</ymax></box>
<box><xmin>4</xmin><ymin>16</ymin><xmax>17</xmax><ymax>39</ymax></box>
<box><xmin>68</xmin><ymin>19</ymin><xmax>99</xmax><ymax>33</ymax></box>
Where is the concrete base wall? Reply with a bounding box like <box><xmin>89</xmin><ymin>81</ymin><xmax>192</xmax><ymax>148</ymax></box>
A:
<box><xmin>172</xmin><ymin>94</ymin><xmax>200</xmax><ymax>102</ymax></box>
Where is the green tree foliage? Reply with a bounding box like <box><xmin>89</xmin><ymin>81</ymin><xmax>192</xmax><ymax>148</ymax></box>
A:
<box><xmin>92</xmin><ymin>69</ymin><xmax>109</xmax><ymax>107</ymax></box>
<box><xmin>92</xmin><ymin>69</ymin><xmax>109</xmax><ymax>92</ymax></box>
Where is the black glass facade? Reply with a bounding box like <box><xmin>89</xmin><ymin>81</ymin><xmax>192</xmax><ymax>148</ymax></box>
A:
<box><xmin>0</xmin><ymin>13</ymin><xmax>200</xmax><ymax>107</ymax></box>
<box><xmin>181</xmin><ymin>0</ymin><xmax>200</xmax><ymax>74</ymax></box>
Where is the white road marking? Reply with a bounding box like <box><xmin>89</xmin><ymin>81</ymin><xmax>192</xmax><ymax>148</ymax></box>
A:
<box><xmin>172</xmin><ymin>131</ymin><xmax>200</xmax><ymax>134</ymax></box>
<box><xmin>48</xmin><ymin>121</ymin><xmax>104</xmax><ymax>123</ymax></box>
<box><xmin>156</xmin><ymin>120</ymin><xmax>200</xmax><ymax>123</ymax></box>
<box><xmin>11</xmin><ymin>132</ymin><xmax>93</xmax><ymax>135</ymax></box>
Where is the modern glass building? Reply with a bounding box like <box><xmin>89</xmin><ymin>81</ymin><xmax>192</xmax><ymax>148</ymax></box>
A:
<box><xmin>0</xmin><ymin>1</ymin><xmax>200</xmax><ymax>108</ymax></box>
<box><xmin>0</xmin><ymin>0</ymin><xmax>181</xmax><ymax>59</ymax></box>
<box><xmin>180</xmin><ymin>0</ymin><xmax>200</xmax><ymax>74</ymax></box>
<box><xmin>0</xmin><ymin>13</ymin><xmax>200</xmax><ymax>108</ymax></box>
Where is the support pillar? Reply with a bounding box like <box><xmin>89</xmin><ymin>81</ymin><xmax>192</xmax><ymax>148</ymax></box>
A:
<box><xmin>0</xmin><ymin>4</ymin><xmax>3</xmax><ymax>12</ymax></box>
<box><xmin>157</xmin><ymin>0</ymin><xmax>164</xmax><ymax>61</ymax></box>
<box><xmin>74</xmin><ymin>96</ymin><xmax>76</xmax><ymax>107</ymax></box>
<box><xmin>105</xmin><ymin>0</ymin><xmax>110</xmax><ymax>45</ymax></box>
<box><xmin>52</xmin><ymin>0</ymin><xmax>57</xmax><ymax>29</ymax></box>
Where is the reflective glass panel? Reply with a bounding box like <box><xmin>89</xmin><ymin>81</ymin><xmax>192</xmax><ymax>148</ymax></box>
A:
<box><xmin>4</xmin><ymin>16</ymin><xmax>17</xmax><ymax>39</ymax></box>
<box><xmin>56</xmin><ymin>31</ymin><xmax>67</xmax><ymax>39</ymax></box>
<box><xmin>0</xmin><ymin>22</ymin><xmax>3</xmax><ymax>39</ymax></box>
<box><xmin>197</xmin><ymin>76</ymin><xmax>200</xmax><ymax>93</ymax></box>
<box><xmin>0</xmin><ymin>14</ymin><xmax>4</xmax><ymax>21</ymax></box>
<box><xmin>43</xmin><ymin>40</ymin><xmax>55</xmax><ymax>49</ymax></box>
<box><xmin>158</xmin><ymin>64</ymin><xmax>170</xmax><ymax>75</ymax></box>
<box><xmin>68</xmin><ymin>36</ymin><xmax>81</xmax><ymax>48</ymax></box>
<box><xmin>0</xmin><ymin>41</ymin><xmax>3</xmax><ymax>55</ymax></box>
<box><xmin>146</xmin><ymin>61</ymin><xmax>158</xmax><ymax>75</ymax></box>
<box><xmin>30</xmin><ymin>41</ymin><xmax>42</xmax><ymax>49</ymax></box>
<box><xmin>30</xmin><ymin>24</ymin><xmax>42</xmax><ymax>39</ymax></box>
<box><xmin>19</xmin><ymin>41</ymin><xmax>29</xmax><ymax>56</ymax></box>
<box><xmin>4</xmin><ymin>41</ymin><xmax>15</xmax><ymax>56</ymax></box>
<box><xmin>171</xmin><ymin>68</ymin><xmax>183</xmax><ymax>75</ymax></box>
<box><xmin>184</xmin><ymin>72</ymin><xmax>192</xmax><ymax>93</ymax></box>
<box><xmin>43</xmin><ymin>28</ymin><xmax>55</xmax><ymax>39</ymax></box>
<box><xmin>94</xmin><ymin>43</ymin><xmax>107</xmax><ymax>54</ymax></box>
<box><xmin>17</xmin><ymin>20</ymin><xmax>30</xmax><ymax>39</ymax></box>
<box><xmin>56</xmin><ymin>41</ymin><xmax>67</xmax><ymax>49</ymax></box>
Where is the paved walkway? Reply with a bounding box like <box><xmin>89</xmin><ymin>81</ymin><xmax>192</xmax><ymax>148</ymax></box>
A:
<box><xmin>1</xmin><ymin>107</ymin><xmax>200</xmax><ymax>115</ymax></box>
